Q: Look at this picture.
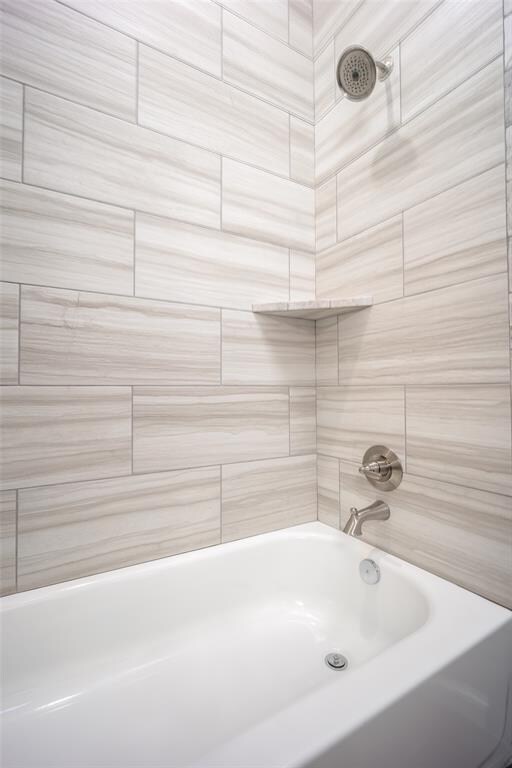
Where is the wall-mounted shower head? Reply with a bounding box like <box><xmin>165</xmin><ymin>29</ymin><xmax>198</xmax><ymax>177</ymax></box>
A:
<box><xmin>336</xmin><ymin>46</ymin><xmax>393</xmax><ymax>101</ymax></box>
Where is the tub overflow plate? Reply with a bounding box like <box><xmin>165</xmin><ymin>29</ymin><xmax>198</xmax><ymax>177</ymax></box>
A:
<box><xmin>325</xmin><ymin>652</ymin><xmax>348</xmax><ymax>670</ymax></box>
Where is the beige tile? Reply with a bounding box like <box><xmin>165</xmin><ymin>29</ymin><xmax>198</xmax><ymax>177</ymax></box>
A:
<box><xmin>18</xmin><ymin>467</ymin><xmax>221</xmax><ymax>590</ymax></box>
<box><xmin>222</xmin><ymin>310</ymin><xmax>315</xmax><ymax>385</ymax></box>
<box><xmin>338</xmin><ymin>274</ymin><xmax>510</xmax><ymax>386</ymax></box>
<box><xmin>334</xmin><ymin>0</ymin><xmax>439</xmax><ymax>61</ymax></box>
<box><xmin>314</xmin><ymin>42</ymin><xmax>335</xmax><ymax>120</ymax></box>
<box><xmin>290</xmin><ymin>117</ymin><xmax>314</xmax><ymax>186</ymax></box>
<box><xmin>317</xmin><ymin>215</ymin><xmax>403</xmax><ymax>304</ymax></box>
<box><xmin>0</xmin><ymin>281</ymin><xmax>18</xmax><ymax>384</ymax></box>
<box><xmin>404</xmin><ymin>166</ymin><xmax>507</xmax><ymax>296</ymax></box>
<box><xmin>220</xmin><ymin>0</ymin><xmax>289</xmax><ymax>42</ymax></box>
<box><xmin>290</xmin><ymin>250</ymin><xmax>315</xmax><ymax>301</ymax></box>
<box><xmin>316</xmin><ymin>317</ymin><xmax>338</xmax><ymax>385</ymax></box>
<box><xmin>401</xmin><ymin>0</ymin><xmax>503</xmax><ymax>122</ymax></box>
<box><xmin>20</xmin><ymin>286</ymin><xmax>220</xmax><ymax>385</ymax></box>
<box><xmin>316</xmin><ymin>46</ymin><xmax>400</xmax><ymax>182</ymax></box>
<box><xmin>0</xmin><ymin>386</ymin><xmax>131</xmax><ymax>490</ymax></box>
<box><xmin>318</xmin><ymin>455</ymin><xmax>339</xmax><ymax>528</ymax></box>
<box><xmin>138</xmin><ymin>45</ymin><xmax>289</xmax><ymax>177</ymax></box>
<box><xmin>0</xmin><ymin>77</ymin><xmax>22</xmax><ymax>181</ymax></box>
<box><xmin>316</xmin><ymin>177</ymin><xmax>337</xmax><ymax>252</ymax></box>
<box><xmin>0</xmin><ymin>490</ymin><xmax>16</xmax><ymax>596</ymax></box>
<box><xmin>337</xmin><ymin>60</ymin><xmax>504</xmax><ymax>240</ymax></box>
<box><xmin>63</xmin><ymin>0</ymin><xmax>221</xmax><ymax>77</ymax></box>
<box><xmin>290</xmin><ymin>387</ymin><xmax>316</xmax><ymax>455</ymax></box>
<box><xmin>222</xmin><ymin>158</ymin><xmax>315</xmax><ymax>250</ymax></box>
<box><xmin>407</xmin><ymin>386</ymin><xmax>512</xmax><ymax>496</ymax></box>
<box><xmin>135</xmin><ymin>213</ymin><xmax>289</xmax><ymax>310</ymax></box>
<box><xmin>133</xmin><ymin>387</ymin><xmax>289</xmax><ymax>473</ymax></box>
<box><xmin>313</xmin><ymin>0</ymin><xmax>360</xmax><ymax>54</ymax></box>
<box><xmin>223</xmin><ymin>12</ymin><xmax>313</xmax><ymax>121</ymax></box>
<box><xmin>317</xmin><ymin>386</ymin><xmax>405</xmax><ymax>464</ymax></box>
<box><xmin>0</xmin><ymin>180</ymin><xmax>134</xmax><ymax>294</ymax></box>
<box><xmin>24</xmin><ymin>89</ymin><xmax>220</xmax><ymax>228</ymax></box>
<box><xmin>222</xmin><ymin>455</ymin><xmax>316</xmax><ymax>541</ymax></box>
<box><xmin>289</xmin><ymin>0</ymin><xmax>313</xmax><ymax>57</ymax></box>
<box><xmin>340</xmin><ymin>464</ymin><xmax>512</xmax><ymax>608</ymax></box>
<box><xmin>0</xmin><ymin>0</ymin><xmax>136</xmax><ymax>120</ymax></box>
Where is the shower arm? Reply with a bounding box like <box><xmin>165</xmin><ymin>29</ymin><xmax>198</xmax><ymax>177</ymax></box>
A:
<box><xmin>375</xmin><ymin>57</ymin><xmax>394</xmax><ymax>81</ymax></box>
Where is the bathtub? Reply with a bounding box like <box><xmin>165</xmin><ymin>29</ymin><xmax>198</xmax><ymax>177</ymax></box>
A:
<box><xmin>1</xmin><ymin>522</ymin><xmax>511</xmax><ymax>768</ymax></box>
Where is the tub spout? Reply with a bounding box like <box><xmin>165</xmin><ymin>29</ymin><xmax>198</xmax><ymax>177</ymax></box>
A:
<box><xmin>343</xmin><ymin>500</ymin><xmax>390</xmax><ymax>537</ymax></box>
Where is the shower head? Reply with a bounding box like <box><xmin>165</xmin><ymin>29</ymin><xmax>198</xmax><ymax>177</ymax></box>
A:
<box><xmin>336</xmin><ymin>46</ymin><xmax>393</xmax><ymax>101</ymax></box>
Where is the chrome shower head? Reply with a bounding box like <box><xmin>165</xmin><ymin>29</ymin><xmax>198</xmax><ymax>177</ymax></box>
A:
<box><xmin>336</xmin><ymin>46</ymin><xmax>393</xmax><ymax>101</ymax></box>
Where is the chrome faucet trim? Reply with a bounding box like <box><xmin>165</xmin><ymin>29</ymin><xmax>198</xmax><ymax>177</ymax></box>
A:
<box><xmin>343</xmin><ymin>500</ymin><xmax>390</xmax><ymax>537</ymax></box>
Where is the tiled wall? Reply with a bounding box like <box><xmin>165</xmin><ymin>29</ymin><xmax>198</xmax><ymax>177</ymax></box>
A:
<box><xmin>315</xmin><ymin>0</ymin><xmax>512</xmax><ymax>608</ymax></box>
<box><xmin>0</xmin><ymin>0</ymin><xmax>317</xmax><ymax>594</ymax></box>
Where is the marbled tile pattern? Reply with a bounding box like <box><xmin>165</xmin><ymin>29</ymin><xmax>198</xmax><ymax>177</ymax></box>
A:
<box><xmin>0</xmin><ymin>281</ymin><xmax>19</xmax><ymax>384</ymax></box>
<box><xmin>24</xmin><ymin>89</ymin><xmax>221</xmax><ymax>227</ymax></box>
<box><xmin>290</xmin><ymin>117</ymin><xmax>315</xmax><ymax>186</ymax></box>
<box><xmin>289</xmin><ymin>250</ymin><xmax>315</xmax><ymax>301</ymax></box>
<box><xmin>315</xmin><ymin>177</ymin><xmax>337</xmax><ymax>252</ymax></box>
<box><xmin>20</xmin><ymin>286</ymin><xmax>221</xmax><ymax>385</ymax></box>
<box><xmin>135</xmin><ymin>214</ymin><xmax>289</xmax><ymax>310</ymax></box>
<box><xmin>317</xmin><ymin>215</ymin><xmax>403</xmax><ymax>304</ymax></box>
<box><xmin>1</xmin><ymin>180</ymin><xmax>134</xmax><ymax>294</ymax></box>
<box><xmin>315</xmin><ymin>317</ymin><xmax>338</xmax><ymax>385</ymax></box>
<box><xmin>138</xmin><ymin>45</ymin><xmax>289</xmax><ymax>176</ymax></box>
<box><xmin>317</xmin><ymin>455</ymin><xmax>339</xmax><ymax>528</ymax></box>
<box><xmin>222</xmin><ymin>455</ymin><xmax>317</xmax><ymax>542</ymax></box>
<box><xmin>18</xmin><ymin>468</ymin><xmax>221</xmax><ymax>590</ymax></box>
<box><xmin>133</xmin><ymin>387</ymin><xmax>289</xmax><ymax>473</ymax></box>
<box><xmin>289</xmin><ymin>0</ymin><xmax>313</xmax><ymax>57</ymax></box>
<box><xmin>290</xmin><ymin>387</ymin><xmax>316</xmax><ymax>455</ymax></box>
<box><xmin>0</xmin><ymin>387</ymin><xmax>131</xmax><ymax>490</ymax></box>
<box><xmin>0</xmin><ymin>77</ymin><xmax>22</xmax><ymax>181</ymax></box>
<box><xmin>63</xmin><ymin>0</ymin><xmax>222</xmax><ymax>77</ymax></box>
<box><xmin>314</xmin><ymin>43</ymin><xmax>335</xmax><ymax>120</ymax></box>
<box><xmin>222</xmin><ymin>311</ymin><xmax>315</xmax><ymax>385</ymax></box>
<box><xmin>0</xmin><ymin>490</ymin><xmax>16</xmax><ymax>596</ymax></box>
<box><xmin>220</xmin><ymin>0</ymin><xmax>289</xmax><ymax>42</ymax></box>
<box><xmin>0</xmin><ymin>0</ymin><xmax>136</xmax><ymax>120</ymax></box>
<box><xmin>313</xmin><ymin>0</ymin><xmax>360</xmax><ymax>53</ymax></box>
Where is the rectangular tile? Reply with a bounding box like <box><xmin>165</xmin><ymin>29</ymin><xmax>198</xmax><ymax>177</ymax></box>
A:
<box><xmin>222</xmin><ymin>158</ymin><xmax>314</xmax><ymax>250</ymax></box>
<box><xmin>63</xmin><ymin>0</ymin><xmax>221</xmax><ymax>77</ymax></box>
<box><xmin>290</xmin><ymin>117</ymin><xmax>314</xmax><ymax>185</ymax></box>
<box><xmin>313</xmin><ymin>0</ymin><xmax>360</xmax><ymax>53</ymax></box>
<box><xmin>24</xmin><ymin>89</ymin><xmax>220</xmax><ymax>228</ymax></box>
<box><xmin>290</xmin><ymin>387</ymin><xmax>316</xmax><ymax>455</ymax></box>
<box><xmin>314</xmin><ymin>42</ymin><xmax>335</xmax><ymax>120</ymax></box>
<box><xmin>290</xmin><ymin>250</ymin><xmax>315</xmax><ymax>301</ymax></box>
<box><xmin>18</xmin><ymin>467</ymin><xmax>221</xmax><ymax>590</ymax></box>
<box><xmin>0</xmin><ymin>0</ymin><xmax>136</xmax><ymax>120</ymax></box>
<box><xmin>289</xmin><ymin>0</ymin><xmax>313</xmax><ymax>57</ymax></box>
<box><xmin>401</xmin><ymin>0</ymin><xmax>503</xmax><ymax>122</ymax></box>
<box><xmin>317</xmin><ymin>215</ymin><xmax>403</xmax><ymax>304</ymax></box>
<box><xmin>20</xmin><ymin>286</ymin><xmax>220</xmax><ymax>385</ymax></box>
<box><xmin>404</xmin><ymin>166</ymin><xmax>507</xmax><ymax>296</ymax></box>
<box><xmin>222</xmin><ymin>455</ymin><xmax>317</xmax><ymax>542</ymax></box>
<box><xmin>340</xmin><ymin>464</ymin><xmax>512</xmax><ymax>608</ymax></box>
<box><xmin>138</xmin><ymin>45</ymin><xmax>289</xmax><ymax>177</ymax></box>
<box><xmin>133</xmin><ymin>387</ymin><xmax>289</xmax><ymax>473</ymax></box>
<box><xmin>338</xmin><ymin>274</ymin><xmax>510</xmax><ymax>385</ymax></box>
<box><xmin>0</xmin><ymin>281</ymin><xmax>18</xmax><ymax>384</ymax></box>
<box><xmin>337</xmin><ymin>60</ymin><xmax>504</xmax><ymax>240</ymax></box>
<box><xmin>0</xmin><ymin>490</ymin><xmax>16</xmax><ymax>596</ymax></box>
<box><xmin>506</xmin><ymin>13</ymin><xmax>512</xmax><ymax>70</ymax></box>
<box><xmin>317</xmin><ymin>386</ymin><xmax>405</xmax><ymax>464</ymax></box>
<box><xmin>0</xmin><ymin>180</ymin><xmax>134</xmax><ymax>294</ymax></box>
<box><xmin>407</xmin><ymin>386</ymin><xmax>512</xmax><ymax>496</ymax></box>
<box><xmin>316</xmin><ymin>45</ymin><xmax>400</xmax><ymax>182</ymax></box>
<box><xmin>222</xmin><ymin>310</ymin><xmax>315</xmax><ymax>385</ymax></box>
<box><xmin>220</xmin><ymin>0</ymin><xmax>289</xmax><ymax>41</ymax></box>
<box><xmin>135</xmin><ymin>213</ymin><xmax>289</xmax><ymax>310</ymax></box>
<box><xmin>0</xmin><ymin>386</ymin><xmax>131</xmax><ymax>490</ymax></box>
<box><xmin>318</xmin><ymin>455</ymin><xmax>339</xmax><ymax>528</ymax></box>
<box><xmin>316</xmin><ymin>177</ymin><xmax>337</xmax><ymax>252</ymax></box>
<box><xmin>0</xmin><ymin>77</ymin><xmax>22</xmax><ymax>181</ymax></box>
<box><xmin>223</xmin><ymin>12</ymin><xmax>313</xmax><ymax>120</ymax></box>
<box><xmin>316</xmin><ymin>317</ymin><xmax>338</xmax><ymax>385</ymax></box>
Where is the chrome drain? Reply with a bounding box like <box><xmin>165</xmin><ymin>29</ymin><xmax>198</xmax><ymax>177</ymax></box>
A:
<box><xmin>325</xmin><ymin>652</ymin><xmax>348</xmax><ymax>670</ymax></box>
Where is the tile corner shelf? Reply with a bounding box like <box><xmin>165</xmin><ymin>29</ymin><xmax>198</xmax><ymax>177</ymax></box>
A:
<box><xmin>252</xmin><ymin>298</ymin><xmax>373</xmax><ymax>320</ymax></box>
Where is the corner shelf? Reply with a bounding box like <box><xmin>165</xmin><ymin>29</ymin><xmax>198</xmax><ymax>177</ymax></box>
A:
<box><xmin>252</xmin><ymin>297</ymin><xmax>373</xmax><ymax>320</ymax></box>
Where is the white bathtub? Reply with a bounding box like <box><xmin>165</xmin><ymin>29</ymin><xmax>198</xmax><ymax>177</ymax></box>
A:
<box><xmin>1</xmin><ymin>522</ymin><xmax>511</xmax><ymax>768</ymax></box>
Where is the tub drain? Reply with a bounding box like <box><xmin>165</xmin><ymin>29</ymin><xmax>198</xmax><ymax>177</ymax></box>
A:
<box><xmin>325</xmin><ymin>652</ymin><xmax>348</xmax><ymax>670</ymax></box>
